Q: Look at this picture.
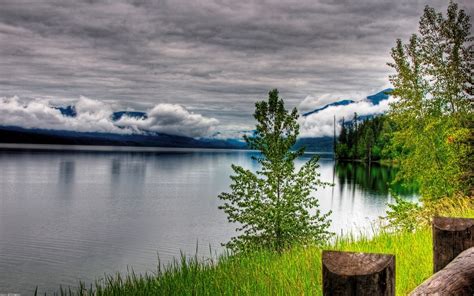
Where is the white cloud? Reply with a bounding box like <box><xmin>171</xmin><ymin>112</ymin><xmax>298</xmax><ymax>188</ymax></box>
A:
<box><xmin>298</xmin><ymin>90</ymin><xmax>381</xmax><ymax>113</ymax></box>
<box><xmin>0</xmin><ymin>96</ymin><xmax>219</xmax><ymax>138</ymax></box>
<box><xmin>298</xmin><ymin>97</ymin><xmax>397</xmax><ymax>138</ymax></box>
<box><xmin>115</xmin><ymin>103</ymin><xmax>219</xmax><ymax>138</ymax></box>
<box><xmin>298</xmin><ymin>94</ymin><xmax>341</xmax><ymax>113</ymax></box>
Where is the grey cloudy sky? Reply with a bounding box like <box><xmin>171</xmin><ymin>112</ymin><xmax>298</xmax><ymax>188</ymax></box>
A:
<box><xmin>1</xmin><ymin>0</ymin><xmax>473</xmax><ymax>134</ymax></box>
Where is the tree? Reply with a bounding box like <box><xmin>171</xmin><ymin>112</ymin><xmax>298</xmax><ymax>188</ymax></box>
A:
<box><xmin>336</xmin><ymin>117</ymin><xmax>350</xmax><ymax>159</ymax></box>
<box><xmin>364</xmin><ymin>125</ymin><xmax>375</xmax><ymax>163</ymax></box>
<box><xmin>353</xmin><ymin>113</ymin><xmax>359</xmax><ymax>158</ymax></box>
<box><xmin>218</xmin><ymin>89</ymin><xmax>332</xmax><ymax>253</ymax></box>
<box><xmin>387</xmin><ymin>1</ymin><xmax>472</xmax><ymax>199</ymax></box>
<box><xmin>335</xmin><ymin>114</ymin><xmax>393</xmax><ymax>162</ymax></box>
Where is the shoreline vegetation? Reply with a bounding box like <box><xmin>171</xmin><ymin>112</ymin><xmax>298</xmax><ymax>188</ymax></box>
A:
<box><xmin>334</xmin><ymin>158</ymin><xmax>398</xmax><ymax>166</ymax></box>
<box><xmin>46</xmin><ymin>196</ymin><xmax>473</xmax><ymax>296</ymax></box>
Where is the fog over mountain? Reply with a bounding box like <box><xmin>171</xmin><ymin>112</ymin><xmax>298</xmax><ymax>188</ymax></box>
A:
<box><xmin>0</xmin><ymin>96</ymin><xmax>219</xmax><ymax>138</ymax></box>
<box><xmin>299</xmin><ymin>89</ymin><xmax>394</xmax><ymax>138</ymax></box>
<box><xmin>0</xmin><ymin>89</ymin><xmax>392</xmax><ymax>139</ymax></box>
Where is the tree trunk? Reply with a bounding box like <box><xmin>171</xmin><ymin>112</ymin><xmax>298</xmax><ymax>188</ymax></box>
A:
<box><xmin>322</xmin><ymin>250</ymin><xmax>395</xmax><ymax>296</ymax></box>
<box><xmin>433</xmin><ymin>216</ymin><xmax>474</xmax><ymax>272</ymax></box>
<box><xmin>410</xmin><ymin>247</ymin><xmax>474</xmax><ymax>296</ymax></box>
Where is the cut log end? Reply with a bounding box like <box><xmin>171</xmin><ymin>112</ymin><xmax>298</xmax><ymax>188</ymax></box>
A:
<box><xmin>322</xmin><ymin>251</ymin><xmax>394</xmax><ymax>276</ymax></box>
<box><xmin>433</xmin><ymin>216</ymin><xmax>474</xmax><ymax>273</ymax></box>
<box><xmin>322</xmin><ymin>250</ymin><xmax>395</xmax><ymax>296</ymax></box>
<box><xmin>433</xmin><ymin>216</ymin><xmax>474</xmax><ymax>231</ymax></box>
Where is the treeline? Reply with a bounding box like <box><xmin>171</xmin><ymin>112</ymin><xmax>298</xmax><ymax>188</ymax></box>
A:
<box><xmin>336</xmin><ymin>1</ymin><xmax>472</xmax><ymax>200</ymax></box>
<box><xmin>335</xmin><ymin>114</ymin><xmax>395</xmax><ymax>162</ymax></box>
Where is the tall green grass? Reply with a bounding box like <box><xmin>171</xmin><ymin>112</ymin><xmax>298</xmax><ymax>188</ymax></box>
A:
<box><xmin>48</xmin><ymin>207</ymin><xmax>474</xmax><ymax>296</ymax></box>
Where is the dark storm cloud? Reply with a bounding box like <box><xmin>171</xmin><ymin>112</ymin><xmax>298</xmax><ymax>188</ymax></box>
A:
<box><xmin>1</xmin><ymin>0</ymin><xmax>473</xmax><ymax>132</ymax></box>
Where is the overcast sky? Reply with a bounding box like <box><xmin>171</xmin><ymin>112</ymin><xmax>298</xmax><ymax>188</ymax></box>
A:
<box><xmin>1</xmin><ymin>0</ymin><xmax>472</xmax><ymax>137</ymax></box>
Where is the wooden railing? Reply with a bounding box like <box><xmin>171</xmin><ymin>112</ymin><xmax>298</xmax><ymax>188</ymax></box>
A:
<box><xmin>322</xmin><ymin>216</ymin><xmax>474</xmax><ymax>295</ymax></box>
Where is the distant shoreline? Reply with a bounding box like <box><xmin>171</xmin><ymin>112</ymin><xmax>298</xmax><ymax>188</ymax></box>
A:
<box><xmin>0</xmin><ymin>143</ymin><xmax>253</xmax><ymax>153</ymax></box>
<box><xmin>0</xmin><ymin>143</ymin><xmax>334</xmax><ymax>156</ymax></box>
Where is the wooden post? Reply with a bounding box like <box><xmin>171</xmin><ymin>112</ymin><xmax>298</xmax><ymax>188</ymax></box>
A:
<box><xmin>433</xmin><ymin>216</ymin><xmax>474</xmax><ymax>273</ymax></box>
<box><xmin>410</xmin><ymin>247</ymin><xmax>474</xmax><ymax>296</ymax></box>
<box><xmin>322</xmin><ymin>250</ymin><xmax>395</xmax><ymax>296</ymax></box>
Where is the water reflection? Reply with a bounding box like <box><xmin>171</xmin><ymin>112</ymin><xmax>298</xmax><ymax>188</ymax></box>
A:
<box><xmin>57</xmin><ymin>159</ymin><xmax>76</xmax><ymax>199</ymax></box>
<box><xmin>110</xmin><ymin>156</ymin><xmax>147</xmax><ymax>181</ymax></box>
<box><xmin>335</xmin><ymin>161</ymin><xmax>417</xmax><ymax>196</ymax></box>
<box><xmin>59</xmin><ymin>160</ymin><xmax>75</xmax><ymax>184</ymax></box>
<box><xmin>110</xmin><ymin>154</ymin><xmax>147</xmax><ymax>199</ymax></box>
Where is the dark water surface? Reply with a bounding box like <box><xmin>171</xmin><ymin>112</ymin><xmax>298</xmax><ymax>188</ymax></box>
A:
<box><xmin>0</xmin><ymin>144</ymin><xmax>417</xmax><ymax>294</ymax></box>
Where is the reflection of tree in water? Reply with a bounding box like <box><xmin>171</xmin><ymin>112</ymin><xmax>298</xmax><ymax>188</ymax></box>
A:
<box><xmin>110</xmin><ymin>154</ymin><xmax>147</xmax><ymax>181</ymax></box>
<box><xmin>58</xmin><ymin>160</ymin><xmax>76</xmax><ymax>199</ymax></box>
<box><xmin>335</xmin><ymin>161</ymin><xmax>417</xmax><ymax>196</ymax></box>
<box><xmin>59</xmin><ymin>160</ymin><xmax>75</xmax><ymax>184</ymax></box>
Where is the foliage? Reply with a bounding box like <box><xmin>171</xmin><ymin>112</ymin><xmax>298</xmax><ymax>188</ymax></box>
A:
<box><xmin>385</xmin><ymin>194</ymin><xmax>474</xmax><ymax>231</ymax></box>
<box><xmin>218</xmin><ymin>89</ymin><xmax>332</xmax><ymax>253</ymax></box>
<box><xmin>336</xmin><ymin>113</ymin><xmax>396</xmax><ymax>162</ymax></box>
<box><xmin>48</xmin><ymin>204</ymin><xmax>474</xmax><ymax>296</ymax></box>
<box><xmin>385</xmin><ymin>196</ymin><xmax>422</xmax><ymax>232</ymax></box>
<box><xmin>387</xmin><ymin>1</ymin><xmax>473</xmax><ymax>199</ymax></box>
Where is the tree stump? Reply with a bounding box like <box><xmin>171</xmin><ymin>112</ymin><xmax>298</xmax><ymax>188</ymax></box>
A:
<box><xmin>410</xmin><ymin>247</ymin><xmax>474</xmax><ymax>296</ymax></box>
<box><xmin>433</xmin><ymin>216</ymin><xmax>474</xmax><ymax>273</ymax></box>
<box><xmin>322</xmin><ymin>250</ymin><xmax>395</xmax><ymax>296</ymax></box>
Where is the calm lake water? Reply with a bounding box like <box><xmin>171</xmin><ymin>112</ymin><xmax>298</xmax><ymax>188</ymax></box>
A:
<box><xmin>0</xmin><ymin>144</ymin><xmax>417</xmax><ymax>294</ymax></box>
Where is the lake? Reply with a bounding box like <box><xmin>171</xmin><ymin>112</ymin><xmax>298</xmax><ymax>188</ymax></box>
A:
<box><xmin>0</xmin><ymin>144</ymin><xmax>417</xmax><ymax>294</ymax></box>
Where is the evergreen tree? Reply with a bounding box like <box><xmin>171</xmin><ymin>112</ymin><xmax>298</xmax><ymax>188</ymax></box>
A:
<box><xmin>353</xmin><ymin>113</ymin><xmax>359</xmax><ymax>159</ymax></box>
<box><xmin>336</xmin><ymin>117</ymin><xmax>349</xmax><ymax>158</ymax></box>
<box><xmin>364</xmin><ymin>125</ymin><xmax>375</xmax><ymax>163</ymax></box>
<box><xmin>218</xmin><ymin>89</ymin><xmax>332</xmax><ymax>253</ymax></box>
<box><xmin>347</xmin><ymin>121</ymin><xmax>355</xmax><ymax>158</ymax></box>
<box><xmin>340</xmin><ymin>117</ymin><xmax>347</xmax><ymax>143</ymax></box>
<box><xmin>335</xmin><ymin>114</ymin><xmax>394</xmax><ymax>162</ymax></box>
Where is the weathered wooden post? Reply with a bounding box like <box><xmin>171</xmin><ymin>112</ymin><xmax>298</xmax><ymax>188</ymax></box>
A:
<box><xmin>410</xmin><ymin>247</ymin><xmax>474</xmax><ymax>295</ymax></box>
<box><xmin>433</xmin><ymin>216</ymin><xmax>474</xmax><ymax>272</ymax></box>
<box><xmin>322</xmin><ymin>250</ymin><xmax>395</xmax><ymax>296</ymax></box>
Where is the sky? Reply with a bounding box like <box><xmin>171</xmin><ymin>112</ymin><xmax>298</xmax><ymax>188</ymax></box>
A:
<box><xmin>1</xmin><ymin>0</ymin><xmax>473</xmax><ymax>138</ymax></box>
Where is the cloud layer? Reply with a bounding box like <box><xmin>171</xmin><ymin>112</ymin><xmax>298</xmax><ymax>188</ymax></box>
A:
<box><xmin>299</xmin><ymin>96</ymin><xmax>396</xmax><ymax>138</ymax></box>
<box><xmin>0</xmin><ymin>96</ymin><xmax>219</xmax><ymax>138</ymax></box>
<box><xmin>0</xmin><ymin>93</ymin><xmax>395</xmax><ymax>139</ymax></box>
<box><xmin>1</xmin><ymin>0</ymin><xmax>472</xmax><ymax>129</ymax></box>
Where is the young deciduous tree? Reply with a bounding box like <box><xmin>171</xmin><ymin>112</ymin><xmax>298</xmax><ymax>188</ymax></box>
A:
<box><xmin>387</xmin><ymin>1</ymin><xmax>472</xmax><ymax>199</ymax></box>
<box><xmin>218</xmin><ymin>89</ymin><xmax>332</xmax><ymax>253</ymax></box>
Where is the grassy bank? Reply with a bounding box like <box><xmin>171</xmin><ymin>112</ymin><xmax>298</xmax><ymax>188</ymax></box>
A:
<box><xmin>51</xmin><ymin>206</ymin><xmax>473</xmax><ymax>296</ymax></box>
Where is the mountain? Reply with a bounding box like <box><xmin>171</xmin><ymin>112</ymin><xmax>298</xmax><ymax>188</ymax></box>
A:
<box><xmin>293</xmin><ymin>136</ymin><xmax>334</xmax><ymax>152</ymax></box>
<box><xmin>302</xmin><ymin>99</ymin><xmax>354</xmax><ymax>117</ymax></box>
<box><xmin>54</xmin><ymin>105</ymin><xmax>77</xmax><ymax>117</ymax></box>
<box><xmin>0</xmin><ymin>126</ymin><xmax>247</xmax><ymax>149</ymax></box>
<box><xmin>0</xmin><ymin>106</ymin><xmax>247</xmax><ymax>149</ymax></box>
<box><xmin>366</xmin><ymin>88</ymin><xmax>393</xmax><ymax>105</ymax></box>
<box><xmin>302</xmin><ymin>88</ymin><xmax>393</xmax><ymax>117</ymax></box>
<box><xmin>0</xmin><ymin>90</ymin><xmax>393</xmax><ymax>151</ymax></box>
<box><xmin>111</xmin><ymin>111</ymin><xmax>148</xmax><ymax>121</ymax></box>
<box><xmin>296</xmin><ymin>89</ymin><xmax>394</xmax><ymax>153</ymax></box>
<box><xmin>0</xmin><ymin>125</ymin><xmax>337</xmax><ymax>152</ymax></box>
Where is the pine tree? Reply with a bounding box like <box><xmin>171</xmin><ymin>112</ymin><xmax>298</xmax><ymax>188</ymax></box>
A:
<box><xmin>218</xmin><ymin>89</ymin><xmax>332</xmax><ymax>253</ymax></box>
<box><xmin>353</xmin><ymin>113</ymin><xmax>359</xmax><ymax>159</ymax></box>
<box><xmin>364</xmin><ymin>125</ymin><xmax>375</xmax><ymax>163</ymax></box>
<box><xmin>336</xmin><ymin>117</ymin><xmax>349</xmax><ymax>158</ymax></box>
